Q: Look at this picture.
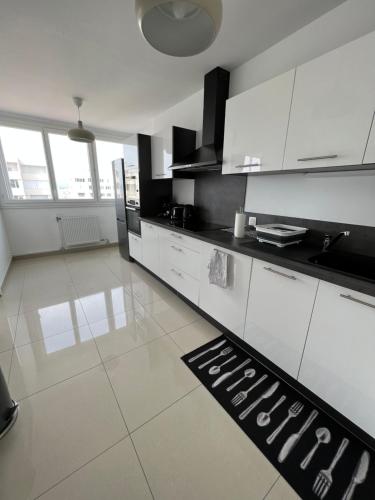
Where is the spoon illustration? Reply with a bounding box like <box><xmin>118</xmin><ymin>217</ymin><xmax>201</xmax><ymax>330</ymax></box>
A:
<box><xmin>226</xmin><ymin>368</ymin><xmax>256</xmax><ymax>392</ymax></box>
<box><xmin>300</xmin><ymin>427</ymin><xmax>331</xmax><ymax>470</ymax></box>
<box><xmin>257</xmin><ymin>395</ymin><xmax>286</xmax><ymax>427</ymax></box>
<box><xmin>208</xmin><ymin>355</ymin><xmax>237</xmax><ymax>375</ymax></box>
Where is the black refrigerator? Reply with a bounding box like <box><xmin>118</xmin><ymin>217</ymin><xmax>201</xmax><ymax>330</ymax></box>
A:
<box><xmin>113</xmin><ymin>158</ymin><xmax>131</xmax><ymax>260</ymax></box>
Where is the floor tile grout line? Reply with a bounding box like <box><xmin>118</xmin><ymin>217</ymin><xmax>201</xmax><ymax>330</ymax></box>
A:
<box><xmin>78</xmin><ymin>290</ymin><xmax>156</xmax><ymax>500</ymax></box>
<box><xmin>129</xmin><ymin>384</ymin><xmax>202</xmax><ymax>436</ymax></box>
<box><xmin>7</xmin><ymin>265</ymin><xmax>26</xmax><ymax>386</ymax></box>
<box><xmin>32</xmin><ymin>435</ymin><xmax>130</xmax><ymax>500</ymax></box>
<box><xmin>92</xmin><ymin>334</ymin><xmax>156</xmax><ymax>500</ymax></box>
<box><xmin>16</xmin><ymin>361</ymin><xmax>104</xmax><ymax>402</ymax></box>
<box><xmin>261</xmin><ymin>475</ymin><xmax>281</xmax><ymax>500</ymax></box>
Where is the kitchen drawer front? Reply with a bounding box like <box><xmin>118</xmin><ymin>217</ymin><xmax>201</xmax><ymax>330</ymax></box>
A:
<box><xmin>299</xmin><ymin>281</ymin><xmax>375</xmax><ymax>437</ymax></box>
<box><xmin>166</xmin><ymin>230</ymin><xmax>202</xmax><ymax>253</ymax></box>
<box><xmin>166</xmin><ymin>241</ymin><xmax>200</xmax><ymax>279</ymax></box>
<box><xmin>128</xmin><ymin>233</ymin><xmax>142</xmax><ymax>263</ymax></box>
<box><xmin>244</xmin><ymin>259</ymin><xmax>318</xmax><ymax>378</ymax></box>
<box><xmin>199</xmin><ymin>243</ymin><xmax>253</xmax><ymax>338</ymax></box>
<box><xmin>165</xmin><ymin>266</ymin><xmax>199</xmax><ymax>305</ymax></box>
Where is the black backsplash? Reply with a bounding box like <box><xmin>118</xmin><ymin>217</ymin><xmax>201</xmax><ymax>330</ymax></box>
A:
<box><xmin>194</xmin><ymin>172</ymin><xmax>247</xmax><ymax>227</ymax></box>
<box><xmin>247</xmin><ymin>212</ymin><xmax>375</xmax><ymax>258</ymax></box>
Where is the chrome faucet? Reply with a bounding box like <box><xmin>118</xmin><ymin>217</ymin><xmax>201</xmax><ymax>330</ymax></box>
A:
<box><xmin>322</xmin><ymin>231</ymin><xmax>350</xmax><ymax>252</ymax></box>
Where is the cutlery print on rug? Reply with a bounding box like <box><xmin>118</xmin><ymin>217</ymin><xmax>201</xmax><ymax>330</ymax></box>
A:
<box><xmin>183</xmin><ymin>335</ymin><xmax>374</xmax><ymax>500</ymax></box>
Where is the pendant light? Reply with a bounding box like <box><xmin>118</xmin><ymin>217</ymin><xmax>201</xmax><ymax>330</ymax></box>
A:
<box><xmin>67</xmin><ymin>97</ymin><xmax>95</xmax><ymax>143</ymax></box>
<box><xmin>135</xmin><ymin>0</ymin><xmax>222</xmax><ymax>57</ymax></box>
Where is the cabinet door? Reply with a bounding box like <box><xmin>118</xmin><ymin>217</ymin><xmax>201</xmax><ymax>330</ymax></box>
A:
<box><xmin>151</xmin><ymin>129</ymin><xmax>172</xmax><ymax>179</ymax></box>
<box><xmin>140</xmin><ymin>222</ymin><xmax>159</xmax><ymax>275</ymax></box>
<box><xmin>199</xmin><ymin>243</ymin><xmax>252</xmax><ymax>337</ymax></box>
<box><xmin>244</xmin><ymin>260</ymin><xmax>318</xmax><ymax>378</ymax></box>
<box><xmin>129</xmin><ymin>233</ymin><xmax>143</xmax><ymax>263</ymax></box>
<box><xmin>222</xmin><ymin>70</ymin><xmax>295</xmax><ymax>174</ymax></box>
<box><xmin>284</xmin><ymin>31</ymin><xmax>375</xmax><ymax>170</ymax></box>
<box><xmin>299</xmin><ymin>281</ymin><xmax>375</xmax><ymax>437</ymax></box>
<box><xmin>363</xmin><ymin>113</ymin><xmax>375</xmax><ymax>164</ymax></box>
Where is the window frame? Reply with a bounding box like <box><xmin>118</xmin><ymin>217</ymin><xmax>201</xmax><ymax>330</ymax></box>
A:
<box><xmin>0</xmin><ymin>116</ymin><xmax>126</xmax><ymax>207</ymax></box>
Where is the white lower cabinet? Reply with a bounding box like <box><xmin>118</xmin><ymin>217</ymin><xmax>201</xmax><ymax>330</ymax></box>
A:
<box><xmin>299</xmin><ymin>281</ymin><xmax>375</xmax><ymax>437</ymax></box>
<box><xmin>244</xmin><ymin>260</ymin><xmax>318</xmax><ymax>378</ymax></box>
<box><xmin>128</xmin><ymin>232</ymin><xmax>142</xmax><ymax>263</ymax></box>
<box><xmin>140</xmin><ymin>222</ymin><xmax>160</xmax><ymax>275</ymax></box>
<box><xmin>199</xmin><ymin>243</ymin><xmax>252</xmax><ymax>338</ymax></box>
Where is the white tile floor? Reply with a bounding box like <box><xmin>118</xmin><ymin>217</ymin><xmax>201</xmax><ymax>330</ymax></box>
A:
<box><xmin>0</xmin><ymin>247</ymin><xmax>299</xmax><ymax>500</ymax></box>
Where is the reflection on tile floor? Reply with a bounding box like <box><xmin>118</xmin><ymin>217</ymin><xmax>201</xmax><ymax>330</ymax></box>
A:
<box><xmin>0</xmin><ymin>247</ymin><xmax>298</xmax><ymax>499</ymax></box>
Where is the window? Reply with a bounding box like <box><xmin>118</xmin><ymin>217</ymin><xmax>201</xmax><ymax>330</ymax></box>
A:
<box><xmin>0</xmin><ymin>126</ymin><xmax>53</xmax><ymax>200</ymax></box>
<box><xmin>95</xmin><ymin>140</ymin><xmax>124</xmax><ymax>199</ymax></box>
<box><xmin>48</xmin><ymin>133</ymin><xmax>94</xmax><ymax>199</ymax></box>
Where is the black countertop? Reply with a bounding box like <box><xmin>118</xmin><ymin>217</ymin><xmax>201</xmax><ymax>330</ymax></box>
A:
<box><xmin>140</xmin><ymin>216</ymin><xmax>375</xmax><ymax>298</ymax></box>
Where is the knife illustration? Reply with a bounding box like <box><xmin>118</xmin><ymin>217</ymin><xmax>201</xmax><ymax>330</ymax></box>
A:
<box><xmin>278</xmin><ymin>409</ymin><xmax>319</xmax><ymax>463</ymax></box>
<box><xmin>342</xmin><ymin>450</ymin><xmax>370</xmax><ymax>500</ymax></box>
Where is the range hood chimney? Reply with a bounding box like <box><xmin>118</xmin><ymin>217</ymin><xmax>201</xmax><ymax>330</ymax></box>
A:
<box><xmin>170</xmin><ymin>67</ymin><xmax>230</xmax><ymax>172</ymax></box>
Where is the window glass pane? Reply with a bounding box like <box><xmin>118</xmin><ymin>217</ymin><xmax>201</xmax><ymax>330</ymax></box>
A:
<box><xmin>95</xmin><ymin>140</ymin><xmax>124</xmax><ymax>199</ymax></box>
<box><xmin>48</xmin><ymin>133</ymin><xmax>93</xmax><ymax>199</ymax></box>
<box><xmin>0</xmin><ymin>126</ymin><xmax>52</xmax><ymax>200</ymax></box>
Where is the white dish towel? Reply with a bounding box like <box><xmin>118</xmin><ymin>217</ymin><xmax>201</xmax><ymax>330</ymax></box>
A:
<box><xmin>208</xmin><ymin>249</ymin><xmax>230</xmax><ymax>288</ymax></box>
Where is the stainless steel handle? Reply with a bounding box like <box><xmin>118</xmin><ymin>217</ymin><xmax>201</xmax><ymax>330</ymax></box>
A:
<box><xmin>154</xmin><ymin>174</ymin><xmax>165</xmax><ymax>177</ymax></box>
<box><xmin>171</xmin><ymin>268</ymin><xmax>183</xmax><ymax>278</ymax></box>
<box><xmin>340</xmin><ymin>294</ymin><xmax>375</xmax><ymax>309</ymax></box>
<box><xmin>171</xmin><ymin>245</ymin><xmax>183</xmax><ymax>253</ymax></box>
<box><xmin>263</xmin><ymin>266</ymin><xmax>296</xmax><ymax>280</ymax></box>
<box><xmin>126</xmin><ymin>207</ymin><xmax>137</xmax><ymax>211</ymax></box>
<box><xmin>234</xmin><ymin>163</ymin><xmax>261</xmax><ymax>168</ymax></box>
<box><xmin>297</xmin><ymin>154</ymin><xmax>338</xmax><ymax>162</ymax></box>
<box><xmin>170</xmin><ymin>233</ymin><xmax>182</xmax><ymax>239</ymax></box>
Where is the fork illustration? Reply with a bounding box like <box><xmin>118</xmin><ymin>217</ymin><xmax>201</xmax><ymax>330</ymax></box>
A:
<box><xmin>231</xmin><ymin>374</ymin><xmax>268</xmax><ymax>406</ymax></box>
<box><xmin>313</xmin><ymin>437</ymin><xmax>349</xmax><ymax>499</ymax></box>
<box><xmin>198</xmin><ymin>346</ymin><xmax>233</xmax><ymax>370</ymax></box>
<box><xmin>266</xmin><ymin>401</ymin><xmax>304</xmax><ymax>445</ymax></box>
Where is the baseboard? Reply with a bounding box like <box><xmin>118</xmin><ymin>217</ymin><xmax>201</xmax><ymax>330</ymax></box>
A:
<box><xmin>13</xmin><ymin>242</ymin><xmax>119</xmax><ymax>260</ymax></box>
<box><xmin>0</xmin><ymin>255</ymin><xmax>13</xmax><ymax>295</ymax></box>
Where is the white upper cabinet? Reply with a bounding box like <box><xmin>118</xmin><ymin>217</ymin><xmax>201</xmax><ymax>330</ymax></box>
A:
<box><xmin>222</xmin><ymin>70</ymin><xmax>295</xmax><ymax>174</ymax></box>
<box><xmin>151</xmin><ymin>128</ymin><xmax>173</xmax><ymax>179</ymax></box>
<box><xmin>299</xmin><ymin>281</ymin><xmax>375</xmax><ymax>437</ymax></box>
<box><xmin>363</xmin><ymin>113</ymin><xmax>375</xmax><ymax>164</ymax></box>
<box><xmin>244</xmin><ymin>260</ymin><xmax>318</xmax><ymax>378</ymax></box>
<box><xmin>284</xmin><ymin>31</ymin><xmax>375</xmax><ymax>170</ymax></box>
<box><xmin>199</xmin><ymin>242</ymin><xmax>252</xmax><ymax>338</ymax></box>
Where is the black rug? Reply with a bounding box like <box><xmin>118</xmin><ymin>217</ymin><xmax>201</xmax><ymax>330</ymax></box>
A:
<box><xmin>182</xmin><ymin>335</ymin><xmax>374</xmax><ymax>500</ymax></box>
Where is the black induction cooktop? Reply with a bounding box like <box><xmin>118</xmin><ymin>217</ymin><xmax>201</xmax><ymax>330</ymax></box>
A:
<box><xmin>168</xmin><ymin>220</ymin><xmax>228</xmax><ymax>232</ymax></box>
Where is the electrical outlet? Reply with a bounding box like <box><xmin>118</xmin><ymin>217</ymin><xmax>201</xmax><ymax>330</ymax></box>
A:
<box><xmin>248</xmin><ymin>216</ymin><xmax>256</xmax><ymax>227</ymax></box>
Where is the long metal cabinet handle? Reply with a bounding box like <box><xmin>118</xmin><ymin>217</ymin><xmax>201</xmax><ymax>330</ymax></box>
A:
<box><xmin>340</xmin><ymin>294</ymin><xmax>375</xmax><ymax>309</ymax></box>
<box><xmin>171</xmin><ymin>245</ymin><xmax>183</xmax><ymax>252</ymax></box>
<box><xmin>171</xmin><ymin>268</ymin><xmax>183</xmax><ymax>278</ymax></box>
<box><xmin>263</xmin><ymin>266</ymin><xmax>297</xmax><ymax>280</ymax></box>
<box><xmin>234</xmin><ymin>163</ymin><xmax>261</xmax><ymax>168</ymax></box>
<box><xmin>297</xmin><ymin>155</ymin><xmax>338</xmax><ymax>162</ymax></box>
<box><xmin>170</xmin><ymin>233</ymin><xmax>182</xmax><ymax>239</ymax></box>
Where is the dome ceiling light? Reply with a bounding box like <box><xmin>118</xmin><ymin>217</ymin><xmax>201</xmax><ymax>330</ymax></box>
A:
<box><xmin>135</xmin><ymin>0</ymin><xmax>222</xmax><ymax>57</ymax></box>
<box><xmin>67</xmin><ymin>97</ymin><xmax>95</xmax><ymax>143</ymax></box>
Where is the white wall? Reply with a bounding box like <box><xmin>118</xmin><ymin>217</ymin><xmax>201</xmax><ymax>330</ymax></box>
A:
<box><xmin>0</xmin><ymin>208</ymin><xmax>12</xmax><ymax>289</ymax></box>
<box><xmin>1</xmin><ymin>205</ymin><xmax>117</xmax><ymax>257</ymax></box>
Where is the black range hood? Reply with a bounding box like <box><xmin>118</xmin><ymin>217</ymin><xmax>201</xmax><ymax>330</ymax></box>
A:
<box><xmin>170</xmin><ymin>67</ymin><xmax>230</xmax><ymax>173</ymax></box>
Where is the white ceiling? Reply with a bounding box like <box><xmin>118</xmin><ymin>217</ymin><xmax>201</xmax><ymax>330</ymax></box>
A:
<box><xmin>0</xmin><ymin>0</ymin><xmax>345</xmax><ymax>133</ymax></box>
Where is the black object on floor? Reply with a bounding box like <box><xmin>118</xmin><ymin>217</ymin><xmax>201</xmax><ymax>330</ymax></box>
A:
<box><xmin>182</xmin><ymin>335</ymin><xmax>374</xmax><ymax>500</ymax></box>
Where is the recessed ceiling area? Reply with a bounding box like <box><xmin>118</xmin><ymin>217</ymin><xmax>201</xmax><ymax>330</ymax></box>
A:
<box><xmin>0</xmin><ymin>0</ymin><xmax>345</xmax><ymax>133</ymax></box>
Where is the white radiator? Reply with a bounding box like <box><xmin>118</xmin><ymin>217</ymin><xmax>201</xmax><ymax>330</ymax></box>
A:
<box><xmin>57</xmin><ymin>215</ymin><xmax>105</xmax><ymax>249</ymax></box>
